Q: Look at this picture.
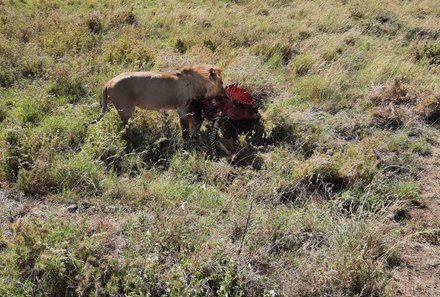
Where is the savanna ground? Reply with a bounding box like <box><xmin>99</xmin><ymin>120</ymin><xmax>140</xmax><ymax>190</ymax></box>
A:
<box><xmin>0</xmin><ymin>0</ymin><xmax>439</xmax><ymax>296</ymax></box>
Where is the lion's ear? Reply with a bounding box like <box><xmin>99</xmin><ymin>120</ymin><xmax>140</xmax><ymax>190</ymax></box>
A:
<box><xmin>209</xmin><ymin>68</ymin><xmax>216</xmax><ymax>79</ymax></box>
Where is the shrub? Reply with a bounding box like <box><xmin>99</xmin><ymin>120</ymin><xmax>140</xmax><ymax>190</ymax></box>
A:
<box><xmin>20</xmin><ymin>51</ymin><xmax>47</xmax><ymax>78</ymax></box>
<box><xmin>420</xmin><ymin>42</ymin><xmax>440</xmax><ymax>66</ymax></box>
<box><xmin>17</xmin><ymin>152</ymin><xmax>104</xmax><ymax>195</ymax></box>
<box><xmin>415</xmin><ymin>89</ymin><xmax>440</xmax><ymax>123</ymax></box>
<box><xmin>253</xmin><ymin>41</ymin><xmax>293</xmax><ymax>66</ymax></box>
<box><xmin>0</xmin><ymin>107</ymin><xmax>6</xmax><ymax>123</ymax></box>
<box><xmin>52</xmin><ymin>152</ymin><xmax>104</xmax><ymax>194</ymax></box>
<box><xmin>0</xmin><ymin>66</ymin><xmax>15</xmax><ymax>87</ymax></box>
<box><xmin>37</xmin><ymin>113</ymin><xmax>87</xmax><ymax>151</ymax></box>
<box><xmin>17</xmin><ymin>158</ymin><xmax>57</xmax><ymax>195</ymax></box>
<box><xmin>105</xmin><ymin>37</ymin><xmax>155</xmax><ymax>68</ymax></box>
<box><xmin>291</xmin><ymin>218</ymin><xmax>394</xmax><ymax>296</ymax></box>
<box><xmin>15</xmin><ymin>102</ymin><xmax>44</xmax><ymax>126</ymax></box>
<box><xmin>410</xmin><ymin>140</ymin><xmax>432</xmax><ymax>156</ymax></box>
<box><xmin>109</xmin><ymin>9</ymin><xmax>137</xmax><ymax>28</ymax></box>
<box><xmin>47</xmin><ymin>78</ymin><xmax>86</xmax><ymax>102</ymax></box>
<box><xmin>290</xmin><ymin>54</ymin><xmax>314</xmax><ymax>76</ymax></box>
<box><xmin>85</xmin><ymin>14</ymin><xmax>103</xmax><ymax>34</ymax></box>
<box><xmin>0</xmin><ymin>128</ymin><xmax>32</xmax><ymax>182</ymax></box>
<box><xmin>83</xmin><ymin>112</ymin><xmax>126</xmax><ymax>167</ymax></box>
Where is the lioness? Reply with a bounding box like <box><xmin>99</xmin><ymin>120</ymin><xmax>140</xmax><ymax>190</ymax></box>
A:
<box><xmin>93</xmin><ymin>65</ymin><xmax>225</xmax><ymax>138</ymax></box>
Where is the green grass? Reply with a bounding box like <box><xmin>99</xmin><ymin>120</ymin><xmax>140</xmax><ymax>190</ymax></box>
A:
<box><xmin>1</xmin><ymin>0</ymin><xmax>439</xmax><ymax>295</ymax></box>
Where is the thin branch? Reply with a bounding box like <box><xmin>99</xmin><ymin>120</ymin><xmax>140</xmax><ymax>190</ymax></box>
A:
<box><xmin>238</xmin><ymin>193</ymin><xmax>254</xmax><ymax>255</ymax></box>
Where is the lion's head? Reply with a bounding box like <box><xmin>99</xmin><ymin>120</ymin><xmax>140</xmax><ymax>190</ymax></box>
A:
<box><xmin>179</xmin><ymin>64</ymin><xmax>225</xmax><ymax>99</ymax></box>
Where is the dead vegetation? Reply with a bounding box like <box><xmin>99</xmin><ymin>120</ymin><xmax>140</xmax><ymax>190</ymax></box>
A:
<box><xmin>370</xmin><ymin>80</ymin><xmax>440</xmax><ymax>129</ymax></box>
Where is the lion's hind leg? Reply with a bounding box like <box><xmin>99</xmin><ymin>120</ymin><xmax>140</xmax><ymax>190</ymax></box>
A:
<box><xmin>116</xmin><ymin>104</ymin><xmax>135</xmax><ymax>141</ymax></box>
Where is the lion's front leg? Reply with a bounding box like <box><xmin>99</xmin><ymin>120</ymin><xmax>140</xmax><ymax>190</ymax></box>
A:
<box><xmin>178</xmin><ymin>106</ymin><xmax>204</xmax><ymax>139</ymax></box>
<box><xmin>177</xmin><ymin>108</ymin><xmax>191</xmax><ymax>139</ymax></box>
<box><xmin>179</xmin><ymin>116</ymin><xmax>191</xmax><ymax>139</ymax></box>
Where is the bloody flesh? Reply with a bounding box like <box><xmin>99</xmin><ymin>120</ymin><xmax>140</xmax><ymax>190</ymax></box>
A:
<box><xmin>192</xmin><ymin>84</ymin><xmax>260</xmax><ymax>122</ymax></box>
<box><xmin>189</xmin><ymin>84</ymin><xmax>263</xmax><ymax>156</ymax></box>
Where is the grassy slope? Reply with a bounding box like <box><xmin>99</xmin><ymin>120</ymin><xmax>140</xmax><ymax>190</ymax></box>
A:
<box><xmin>0</xmin><ymin>0</ymin><xmax>439</xmax><ymax>296</ymax></box>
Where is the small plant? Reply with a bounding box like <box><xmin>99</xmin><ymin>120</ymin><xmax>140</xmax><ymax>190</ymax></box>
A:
<box><xmin>0</xmin><ymin>66</ymin><xmax>15</xmax><ymax>87</ymax></box>
<box><xmin>110</xmin><ymin>9</ymin><xmax>137</xmax><ymax>27</ymax></box>
<box><xmin>47</xmin><ymin>78</ymin><xmax>86</xmax><ymax>102</ymax></box>
<box><xmin>85</xmin><ymin>14</ymin><xmax>103</xmax><ymax>34</ymax></box>
<box><xmin>420</xmin><ymin>42</ymin><xmax>440</xmax><ymax>66</ymax></box>
<box><xmin>291</xmin><ymin>54</ymin><xmax>313</xmax><ymax>76</ymax></box>
<box><xmin>415</xmin><ymin>90</ymin><xmax>440</xmax><ymax>123</ymax></box>
<box><xmin>391</xmin><ymin>181</ymin><xmax>418</xmax><ymax>200</ymax></box>
<box><xmin>175</xmin><ymin>38</ymin><xmax>187</xmax><ymax>53</ymax></box>
<box><xmin>411</xmin><ymin>140</ymin><xmax>432</xmax><ymax>156</ymax></box>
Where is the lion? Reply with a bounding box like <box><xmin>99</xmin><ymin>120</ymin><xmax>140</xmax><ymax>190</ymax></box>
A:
<box><xmin>91</xmin><ymin>64</ymin><xmax>225</xmax><ymax>138</ymax></box>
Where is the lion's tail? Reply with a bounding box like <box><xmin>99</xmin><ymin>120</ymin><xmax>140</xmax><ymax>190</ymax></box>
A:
<box><xmin>101</xmin><ymin>86</ymin><xmax>109</xmax><ymax>115</ymax></box>
<box><xmin>87</xmin><ymin>86</ymin><xmax>109</xmax><ymax>126</ymax></box>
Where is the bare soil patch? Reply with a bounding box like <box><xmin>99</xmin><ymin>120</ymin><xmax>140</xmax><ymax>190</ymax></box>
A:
<box><xmin>389</xmin><ymin>132</ymin><xmax>440</xmax><ymax>296</ymax></box>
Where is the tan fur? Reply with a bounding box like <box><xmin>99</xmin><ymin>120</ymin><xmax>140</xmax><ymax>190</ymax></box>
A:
<box><xmin>94</xmin><ymin>64</ymin><xmax>225</xmax><ymax>138</ymax></box>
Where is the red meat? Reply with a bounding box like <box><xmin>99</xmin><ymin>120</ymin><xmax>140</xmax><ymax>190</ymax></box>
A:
<box><xmin>191</xmin><ymin>84</ymin><xmax>260</xmax><ymax>122</ymax></box>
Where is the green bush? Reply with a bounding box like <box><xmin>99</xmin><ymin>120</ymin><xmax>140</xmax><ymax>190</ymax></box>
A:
<box><xmin>47</xmin><ymin>78</ymin><xmax>86</xmax><ymax>102</ymax></box>
<box><xmin>0</xmin><ymin>66</ymin><xmax>15</xmax><ymax>87</ymax></box>
<box><xmin>421</xmin><ymin>42</ymin><xmax>440</xmax><ymax>66</ymax></box>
